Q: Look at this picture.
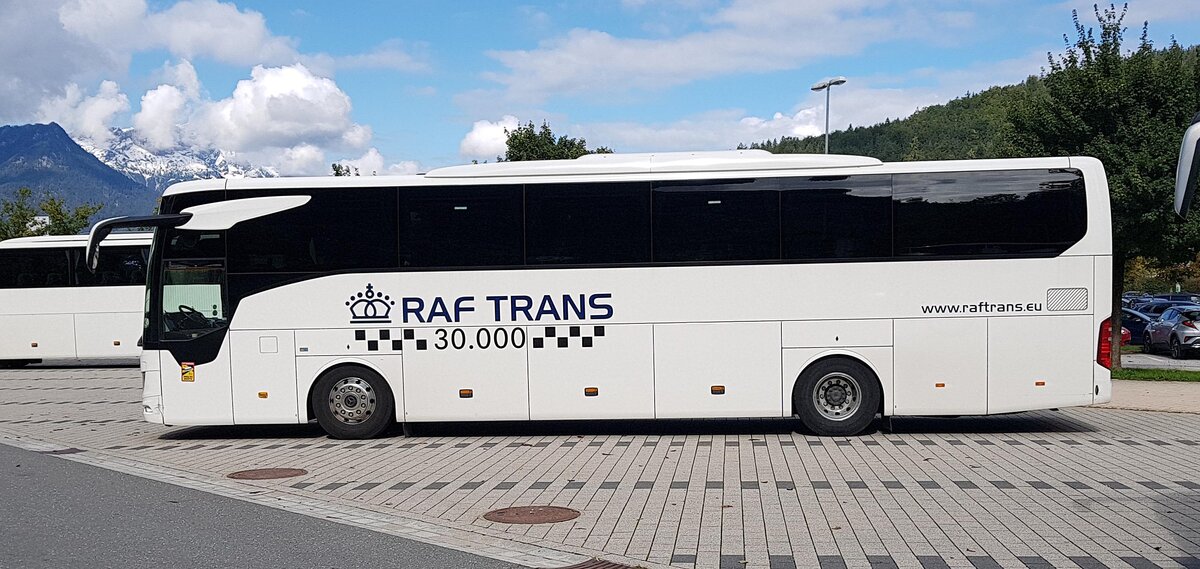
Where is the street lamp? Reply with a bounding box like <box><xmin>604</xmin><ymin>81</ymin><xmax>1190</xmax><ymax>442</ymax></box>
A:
<box><xmin>811</xmin><ymin>76</ymin><xmax>847</xmax><ymax>154</ymax></box>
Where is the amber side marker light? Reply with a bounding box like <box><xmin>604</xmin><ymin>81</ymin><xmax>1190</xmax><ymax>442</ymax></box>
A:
<box><xmin>935</xmin><ymin>382</ymin><xmax>946</xmax><ymax>388</ymax></box>
<box><xmin>584</xmin><ymin>387</ymin><xmax>599</xmax><ymax>397</ymax></box>
<box><xmin>1035</xmin><ymin>381</ymin><xmax>1046</xmax><ymax>387</ymax></box>
<box><xmin>257</xmin><ymin>391</ymin><xmax>268</xmax><ymax>399</ymax></box>
<box><xmin>711</xmin><ymin>385</ymin><xmax>726</xmax><ymax>395</ymax></box>
<box><xmin>30</xmin><ymin>342</ymin><xmax>38</xmax><ymax>348</ymax></box>
<box><xmin>113</xmin><ymin>340</ymin><xmax>121</xmax><ymax>346</ymax></box>
<box><xmin>459</xmin><ymin>389</ymin><xmax>474</xmax><ymax>398</ymax></box>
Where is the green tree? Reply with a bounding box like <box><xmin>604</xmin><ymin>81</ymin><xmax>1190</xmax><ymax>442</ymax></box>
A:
<box><xmin>501</xmin><ymin>121</ymin><xmax>613</xmax><ymax>161</ymax></box>
<box><xmin>331</xmin><ymin>163</ymin><xmax>360</xmax><ymax>176</ymax></box>
<box><xmin>0</xmin><ymin>187</ymin><xmax>102</xmax><ymax>240</ymax></box>
<box><xmin>1008</xmin><ymin>5</ymin><xmax>1200</xmax><ymax>366</ymax></box>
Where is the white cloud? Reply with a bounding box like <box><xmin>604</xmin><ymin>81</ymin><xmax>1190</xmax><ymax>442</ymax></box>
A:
<box><xmin>187</xmin><ymin>64</ymin><xmax>367</xmax><ymax>152</ymax></box>
<box><xmin>162</xmin><ymin>60</ymin><xmax>201</xmax><ymax>99</ymax></box>
<box><xmin>480</xmin><ymin>0</ymin><xmax>977</xmax><ymax>105</ymax></box>
<box><xmin>336</xmin><ymin>148</ymin><xmax>421</xmax><ymax>176</ymax></box>
<box><xmin>0</xmin><ymin>0</ymin><xmax>427</xmax><ymax>128</ymax></box>
<box><xmin>36</xmin><ymin>80</ymin><xmax>129</xmax><ymax>144</ymax></box>
<box><xmin>132</xmin><ymin>84</ymin><xmax>187</xmax><ymax>149</ymax></box>
<box><xmin>0</xmin><ymin>2</ymin><xmax>119</xmax><ymax>123</ymax></box>
<box><xmin>303</xmin><ymin>40</ymin><xmax>429</xmax><ymax>75</ymax></box>
<box><xmin>270</xmin><ymin>143</ymin><xmax>325</xmax><ymax>175</ymax></box>
<box><xmin>459</xmin><ymin>115</ymin><xmax>520</xmax><ymax>159</ymax></box>
<box><xmin>59</xmin><ymin>0</ymin><xmax>298</xmax><ymax>67</ymax></box>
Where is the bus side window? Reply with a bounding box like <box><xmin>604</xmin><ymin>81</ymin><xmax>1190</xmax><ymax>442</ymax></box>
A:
<box><xmin>893</xmin><ymin>169</ymin><xmax>1087</xmax><ymax>258</ymax></box>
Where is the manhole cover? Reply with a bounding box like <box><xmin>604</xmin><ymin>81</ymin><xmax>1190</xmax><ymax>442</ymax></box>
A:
<box><xmin>483</xmin><ymin>505</ymin><xmax>580</xmax><ymax>524</ymax></box>
<box><xmin>559</xmin><ymin>561</ymin><xmax>641</xmax><ymax>569</ymax></box>
<box><xmin>226</xmin><ymin>468</ymin><xmax>307</xmax><ymax>480</ymax></box>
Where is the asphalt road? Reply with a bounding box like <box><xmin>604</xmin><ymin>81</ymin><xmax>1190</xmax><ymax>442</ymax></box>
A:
<box><xmin>0</xmin><ymin>443</ymin><xmax>524</xmax><ymax>569</ymax></box>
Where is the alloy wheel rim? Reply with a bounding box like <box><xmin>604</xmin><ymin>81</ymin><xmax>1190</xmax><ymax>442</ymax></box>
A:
<box><xmin>329</xmin><ymin>377</ymin><xmax>375</xmax><ymax>424</ymax></box>
<box><xmin>812</xmin><ymin>372</ymin><xmax>861</xmax><ymax>421</ymax></box>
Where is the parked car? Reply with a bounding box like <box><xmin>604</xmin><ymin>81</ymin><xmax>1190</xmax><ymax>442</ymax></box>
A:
<box><xmin>1154</xmin><ymin>293</ymin><xmax>1200</xmax><ymax>304</ymax></box>
<box><xmin>1121</xmin><ymin>307</ymin><xmax>1153</xmax><ymax>345</ymax></box>
<box><xmin>1123</xmin><ymin>292</ymin><xmax>1153</xmax><ymax>307</ymax></box>
<box><xmin>1121</xmin><ymin>327</ymin><xmax>1132</xmax><ymax>345</ymax></box>
<box><xmin>1132</xmin><ymin>299</ymin><xmax>1199</xmax><ymax>317</ymax></box>
<box><xmin>1143</xmin><ymin>305</ymin><xmax>1200</xmax><ymax>359</ymax></box>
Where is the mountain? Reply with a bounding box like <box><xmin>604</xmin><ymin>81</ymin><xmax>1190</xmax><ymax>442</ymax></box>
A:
<box><xmin>77</xmin><ymin>127</ymin><xmax>277</xmax><ymax>194</ymax></box>
<box><xmin>0</xmin><ymin>123</ymin><xmax>154</xmax><ymax>217</ymax></box>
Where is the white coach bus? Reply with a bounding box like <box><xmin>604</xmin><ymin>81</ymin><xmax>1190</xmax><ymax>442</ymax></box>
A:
<box><xmin>0</xmin><ymin>232</ymin><xmax>150</xmax><ymax>366</ymax></box>
<box><xmin>89</xmin><ymin>151</ymin><xmax>1116</xmax><ymax>438</ymax></box>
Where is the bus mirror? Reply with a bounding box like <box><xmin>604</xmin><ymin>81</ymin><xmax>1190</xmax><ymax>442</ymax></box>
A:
<box><xmin>1174</xmin><ymin>111</ymin><xmax>1200</xmax><ymax>218</ymax></box>
<box><xmin>85</xmin><ymin>214</ymin><xmax>190</xmax><ymax>272</ymax></box>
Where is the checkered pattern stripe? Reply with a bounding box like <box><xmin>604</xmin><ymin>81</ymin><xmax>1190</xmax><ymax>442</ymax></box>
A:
<box><xmin>353</xmin><ymin>329</ymin><xmax>404</xmax><ymax>352</ymax></box>
<box><xmin>532</xmin><ymin>325</ymin><xmax>605</xmax><ymax>349</ymax></box>
<box><xmin>355</xmin><ymin>326</ymin><xmax>604</xmax><ymax>351</ymax></box>
<box><xmin>1046</xmin><ymin>287</ymin><xmax>1088</xmax><ymax>311</ymax></box>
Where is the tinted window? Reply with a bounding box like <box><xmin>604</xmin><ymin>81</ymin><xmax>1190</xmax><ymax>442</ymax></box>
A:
<box><xmin>160</xmin><ymin>190</ymin><xmax>225</xmax><ymax>215</ymax></box>
<box><xmin>163</xmin><ymin>230</ymin><xmax>225</xmax><ymax>259</ymax></box>
<box><xmin>893</xmin><ymin>169</ymin><xmax>1086</xmax><ymax>257</ymax></box>
<box><xmin>781</xmin><ymin>175</ymin><xmax>891</xmax><ymax>260</ymax></box>
<box><xmin>399</xmin><ymin>185</ymin><xmax>523</xmax><ymax>267</ymax></box>
<box><xmin>653</xmin><ymin>179</ymin><xmax>779</xmax><ymax>262</ymax></box>
<box><xmin>228</xmin><ymin>189</ymin><xmax>399</xmax><ymax>273</ymax></box>
<box><xmin>526</xmin><ymin>182</ymin><xmax>651</xmax><ymax>265</ymax></box>
<box><xmin>77</xmin><ymin>246</ymin><xmax>148</xmax><ymax>286</ymax></box>
<box><xmin>0</xmin><ymin>249</ymin><xmax>71</xmax><ymax>288</ymax></box>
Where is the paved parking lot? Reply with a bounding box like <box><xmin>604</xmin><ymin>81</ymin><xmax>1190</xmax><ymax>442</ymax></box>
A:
<box><xmin>2</xmin><ymin>365</ymin><xmax>1199</xmax><ymax>569</ymax></box>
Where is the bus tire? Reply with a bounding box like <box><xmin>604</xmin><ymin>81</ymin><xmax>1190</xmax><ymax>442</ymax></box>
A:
<box><xmin>793</xmin><ymin>358</ymin><xmax>880</xmax><ymax>436</ymax></box>
<box><xmin>312</xmin><ymin>365</ymin><xmax>394</xmax><ymax>439</ymax></box>
<box><xmin>0</xmin><ymin>359</ymin><xmax>36</xmax><ymax>368</ymax></box>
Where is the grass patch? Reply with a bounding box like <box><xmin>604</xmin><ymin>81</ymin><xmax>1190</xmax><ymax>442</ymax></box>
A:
<box><xmin>1112</xmin><ymin>367</ymin><xmax>1200</xmax><ymax>382</ymax></box>
<box><xmin>1120</xmin><ymin>345</ymin><xmax>1142</xmax><ymax>353</ymax></box>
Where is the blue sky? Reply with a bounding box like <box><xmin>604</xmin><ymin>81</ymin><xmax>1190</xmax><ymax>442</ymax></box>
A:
<box><xmin>3</xmin><ymin>0</ymin><xmax>1199</xmax><ymax>175</ymax></box>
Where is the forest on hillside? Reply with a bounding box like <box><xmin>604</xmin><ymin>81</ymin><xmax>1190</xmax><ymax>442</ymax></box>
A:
<box><xmin>746</xmin><ymin>7</ymin><xmax>1200</xmax><ymax>298</ymax></box>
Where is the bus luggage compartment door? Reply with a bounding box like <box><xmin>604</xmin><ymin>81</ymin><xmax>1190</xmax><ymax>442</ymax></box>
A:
<box><xmin>987</xmin><ymin>315</ymin><xmax>1093</xmax><ymax>413</ymax></box>
<box><xmin>528</xmin><ymin>323</ymin><xmax>654</xmax><ymax>420</ymax></box>
<box><xmin>230</xmin><ymin>330</ymin><xmax>298</xmax><ymax>424</ymax></box>
<box><xmin>74</xmin><ymin>312</ymin><xmax>142</xmax><ymax>358</ymax></box>
<box><xmin>0</xmin><ymin>314</ymin><xmax>75</xmax><ymax>359</ymax></box>
<box><xmin>401</xmin><ymin>325</ymin><xmax>529</xmax><ymax>421</ymax></box>
<box><xmin>653</xmin><ymin>322</ymin><xmax>783</xmax><ymax>418</ymax></box>
<box><xmin>893</xmin><ymin>318</ymin><xmax>988</xmax><ymax>415</ymax></box>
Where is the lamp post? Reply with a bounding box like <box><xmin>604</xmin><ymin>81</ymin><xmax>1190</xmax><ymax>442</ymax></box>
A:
<box><xmin>810</xmin><ymin>76</ymin><xmax>847</xmax><ymax>154</ymax></box>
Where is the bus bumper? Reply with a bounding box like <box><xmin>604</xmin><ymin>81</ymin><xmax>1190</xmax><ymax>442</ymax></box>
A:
<box><xmin>143</xmin><ymin>396</ymin><xmax>164</xmax><ymax>424</ymax></box>
<box><xmin>1093</xmin><ymin>364</ymin><xmax>1112</xmax><ymax>404</ymax></box>
<box><xmin>141</xmin><ymin>369</ymin><xmax>165</xmax><ymax>424</ymax></box>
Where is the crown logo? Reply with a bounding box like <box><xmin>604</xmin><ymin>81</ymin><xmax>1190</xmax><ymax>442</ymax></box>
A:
<box><xmin>346</xmin><ymin>283</ymin><xmax>395</xmax><ymax>323</ymax></box>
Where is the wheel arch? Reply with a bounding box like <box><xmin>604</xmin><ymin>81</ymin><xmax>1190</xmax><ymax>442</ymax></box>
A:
<box><xmin>789</xmin><ymin>350</ymin><xmax>888</xmax><ymax>417</ymax></box>
<box><xmin>303</xmin><ymin>358</ymin><xmax>397</xmax><ymax>422</ymax></box>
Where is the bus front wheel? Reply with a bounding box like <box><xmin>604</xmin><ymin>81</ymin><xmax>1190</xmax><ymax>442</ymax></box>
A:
<box><xmin>312</xmin><ymin>365</ymin><xmax>395</xmax><ymax>439</ymax></box>
<box><xmin>793</xmin><ymin>358</ymin><xmax>881</xmax><ymax>436</ymax></box>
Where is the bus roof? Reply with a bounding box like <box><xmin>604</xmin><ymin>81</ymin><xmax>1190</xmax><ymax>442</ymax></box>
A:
<box><xmin>0</xmin><ymin>231</ymin><xmax>152</xmax><ymax>250</ymax></box>
<box><xmin>161</xmin><ymin>151</ymin><xmax>1084</xmax><ymax>197</ymax></box>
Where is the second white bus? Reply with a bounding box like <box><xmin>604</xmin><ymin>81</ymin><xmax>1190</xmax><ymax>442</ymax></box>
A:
<box><xmin>0</xmin><ymin>232</ymin><xmax>150</xmax><ymax>366</ymax></box>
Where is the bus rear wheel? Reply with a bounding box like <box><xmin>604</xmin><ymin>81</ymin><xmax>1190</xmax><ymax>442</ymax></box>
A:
<box><xmin>793</xmin><ymin>358</ymin><xmax>881</xmax><ymax>436</ymax></box>
<box><xmin>312</xmin><ymin>366</ymin><xmax>394</xmax><ymax>439</ymax></box>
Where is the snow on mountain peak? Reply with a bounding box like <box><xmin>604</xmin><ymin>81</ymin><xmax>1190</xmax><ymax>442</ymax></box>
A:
<box><xmin>75</xmin><ymin>127</ymin><xmax>278</xmax><ymax>193</ymax></box>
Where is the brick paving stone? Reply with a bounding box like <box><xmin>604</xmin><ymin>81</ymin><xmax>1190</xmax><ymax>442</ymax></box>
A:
<box><xmin>5</xmin><ymin>367</ymin><xmax>1200</xmax><ymax>569</ymax></box>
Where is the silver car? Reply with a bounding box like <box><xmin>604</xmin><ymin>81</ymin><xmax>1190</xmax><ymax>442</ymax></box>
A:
<box><xmin>1143</xmin><ymin>305</ymin><xmax>1200</xmax><ymax>359</ymax></box>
